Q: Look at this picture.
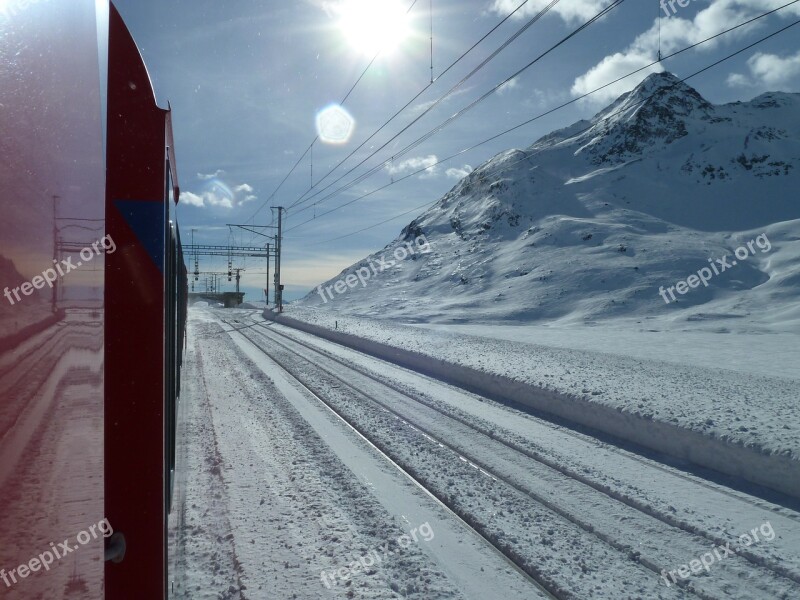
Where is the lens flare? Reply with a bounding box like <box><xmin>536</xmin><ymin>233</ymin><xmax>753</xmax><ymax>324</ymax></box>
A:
<box><xmin>316</xmin><ymin>104</ymin><xmax>355</xmax><ymax>145</ymax></box>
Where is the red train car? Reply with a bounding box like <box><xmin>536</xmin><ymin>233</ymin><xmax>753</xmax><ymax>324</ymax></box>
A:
<box><xmin>0</xmin><ymin>2</ymin><xmax>186</xmax><ymax>598</ymax></box>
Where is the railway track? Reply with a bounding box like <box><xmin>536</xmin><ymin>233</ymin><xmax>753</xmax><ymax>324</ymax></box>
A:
<box><xmin>220</xmin><ymin>315</ymin><xmax>559</xmax><ymax>599</ymax></box>
<box><xmin>220</xmin><ymin>312</ymin><xmax>800</xmax><ymax>600</ymax></box>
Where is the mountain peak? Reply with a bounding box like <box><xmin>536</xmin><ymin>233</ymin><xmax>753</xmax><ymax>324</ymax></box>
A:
<box><xmin>530</xmin><ymin>72</ymin><xmax>714</xmax><ymax>158</ymax></box>
<box><xmin>571</xmin><ymin>71</ymin><xmax>715</xmax><ymax>164</ymax></box>
<box><xmin>596</xmin><ymin>71</ymin><xmax>711</xmax><ymax>122</ymax></box>
<box><xmin>300</xmin><ymin>73</ymin><xmax>800</xmax><ymax>325</ymax></box>
<box><xmin>631</xmin><ymin>71</ymin><xmax>685</xmax><ymax>96</ymax></box>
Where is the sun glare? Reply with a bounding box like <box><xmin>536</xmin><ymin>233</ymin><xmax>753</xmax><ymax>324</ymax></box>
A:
<box><xmin>337</xmin><ymin>0</ymin><xmax>410</xmax><ymax>57</ymax></box>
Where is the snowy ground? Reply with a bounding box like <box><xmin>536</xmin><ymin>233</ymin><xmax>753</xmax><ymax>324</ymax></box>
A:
<box><xmin>172</xmin><ymin>308</ymin><xmax>800</xmax><ymax>599</ymax></box>
<box><xmin>277</xmin><ymin>306</ymin><xmax>800</xmax><ymax>465</ymax></box>
<box><xmin>172</xmin><ymin>309</ymin><xmax>542</xmax><ymax>599</ymax></box>
<box><xmin>413</xmin><ymin>322</ymin><xmax>799</xmax><ymax>380</ymax></box>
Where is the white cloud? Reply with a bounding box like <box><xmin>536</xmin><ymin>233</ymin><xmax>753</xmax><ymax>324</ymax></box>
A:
<box><xmin>745</xmin><ymin>50</ymin><xmax>800</xmax><ymax>87</ymax></box>
<box><xmin>386</xmin><ymin>155</ymin><xmax>439</xmax><ymax>178</ymax></box>
<box><xmin>179</xmin><ymin>189</ymin><xmax>233</xmax><ymax>209</ymax></box>
<box><xmin>497</xmin><ymin>77</ymin><xmax>519</xmax><ymax>95</ymax></box>
<box><xmin>489</xmin><ymin>0</ymin><xmax>614</xmax><ymax>25</ymax></box>
<box><xmin>181</xmin><ymin>180</ymin><xmax>257</xmax><ymax>209</ymax></box>
<box><xmin>181</xmin><ymin>191</ymin><xmax>205</xmax><ymax>207</ymax></box>
<box><xmin>726</xmin><ymin>51</ymin><xmax>800</xmax><ymax>89</ymax></box>
<box><xmin>446</xmin><ymin>165</ymin><xmax>473</xmax><ymax>179</ymax></box>
<box><xmin>411</xmin><ymin>99</ymin><xmax>438</xmax><ymax>114</ymax></box>
<box><xmin>726</xmin><ymin>72</ymin><xmax>751</xmax><ymax>87</ymax></box>
<box><xmin>410</xmin><ymin>87</ymin><xmax>472</xmax><ymax>115</ymax></box>
<box><xmin>197</xmin><ymin>169</ymin><xmax>226</xmax><ymax>180</ymax></box>
<box><xmin>571</xmin><ymin>0</ymin><xmax>800</xmax><ymax>106</ymax></box>
<box><xmin>572</xmin><ymin>51</ymin><xmax>663</xmax><ymax>106</ymax></box>
<box><xmin>524</xmin><ymin>87</ymin><xmax>570</xmax><ymax>109</ymax></box>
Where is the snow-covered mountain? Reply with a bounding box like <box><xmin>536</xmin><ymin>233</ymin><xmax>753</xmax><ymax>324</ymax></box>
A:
<box><xmin>299</xmin><ymin>73</ymin><xmax>800</xmax><ymax>330</ymax></box>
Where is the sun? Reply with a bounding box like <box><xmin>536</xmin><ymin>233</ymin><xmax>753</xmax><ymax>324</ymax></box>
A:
<box><xmin>337</xmin><ymin>0</ymin><xmax>411</xmax><ymax>57</ymax></box>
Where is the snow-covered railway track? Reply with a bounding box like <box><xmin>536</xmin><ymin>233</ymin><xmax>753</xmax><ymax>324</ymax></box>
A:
<box><xmin>221</xmin><ymin>314</ymin><xmax>800</xmax><ymax>600</ymax></box>
<box><xmin>248</xmin><ymin>319</ymin><xmax>800</xmax><ymax>574</ymax></box>
<box><xmin>219</xmin><ymin>316</ymin><xmax>560</xmax><ymax>599</ymax></box>
<box><xmin>253</xmin><ymin>317</ymin><xmax>800</xmax><ymax>522</ymax></box>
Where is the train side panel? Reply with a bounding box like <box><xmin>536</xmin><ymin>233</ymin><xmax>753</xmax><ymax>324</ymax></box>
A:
<box><xmin>0</xmin><ymin>3</ymin><xmax>186</xmax><ymax>598</ymax></box>
<box><xmin>104</xmin><ymin>3</ymin><xmax>169</xmax><ymax>598</ymax></box>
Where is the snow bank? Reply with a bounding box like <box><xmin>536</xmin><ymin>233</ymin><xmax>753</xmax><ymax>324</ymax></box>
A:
<box><xmin>264</xmin><ymin>309</ymin><xmax>800</xmax><ymax>500</ymax></box>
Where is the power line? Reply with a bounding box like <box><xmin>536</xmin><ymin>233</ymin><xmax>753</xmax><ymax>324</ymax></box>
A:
<box><xmin>294</xmin><ymin>198</ymin><xmax>439</xmax><ymax>245</ymax></box>
<box><xmin>285</xmin><ymin>0</ymin><xmax>537</xmax><ymax>213</ymax></box>
<box><xmin>290</xmin><ymin>0</ymin><xmax>624</xmax><ymax>219</ymax></box>
<box><xmin>288</xmin><ymin>5</ymin><xmax>800</xmax><ymax>240</ymax></box>
<box><xmin>244</xmin><ymin>0</ymin><xmax>420</xmax><ymax>227</ymax></box>
<box><xmin>287</xmin><ymin>0</ymin><xmax>565</xmax><ymax>213</ymax></box>
<box><xmin>287</xmin><ymin>1</ymin><xmax>797</xmax><ymax>233</ymax></box>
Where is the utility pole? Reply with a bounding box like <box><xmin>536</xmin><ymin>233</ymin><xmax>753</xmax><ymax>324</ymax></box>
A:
<box><xmin>52</xmin><ymin>195</ymin><xmax>60</xmax><ymax>313</ymax></box>
<box><xmin>223</xmin><ymin>224</ymin><xmax>277</xmax><ymax>309</ymax></box>
<box><xmin>272</xmin><ymin>207</ymin><xmax>284</xmax><ymax>312</ymax></box>
<box><xmin>265</xmin><ymin>242</ymin><xmax>270</xmax><ymax>305</ymax></box>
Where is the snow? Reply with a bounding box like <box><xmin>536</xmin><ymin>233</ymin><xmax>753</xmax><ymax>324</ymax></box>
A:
<box><xmin>296</xmin><ymin>73</ymin><xmax>800</xmax><ymax>332</ymax></box>
<box><xmin>171</xmin><ymin>74</ymin><xmax>800</xmax><ymax>599</ymax></box>
<box><xmin>172</xmin><ymin>309</ymin><xmax>544</xmax><ymax>599</ymax></box>
<box><xmin>410</xmin><ymin>323</ymin><xmax>799</xmax><ymax>380</ymax></box>
<box><xmin>176</xmin><ymin>308</ymin><xmax>800</xmax><ymax>599</ymax></box>
<box><xmin>256</xmin><ymin>318</ymin><xmax>800</xmax><ymax>598</ymax></box>
<box><xmin>270</xmin><ymin>305</ymin><xmax>800</xmax><ymax>498</ymax></box>
<box><xmin>283</xmin><ymin>72</ymin><xmax>800</xmax><ymax>498</ymax></box>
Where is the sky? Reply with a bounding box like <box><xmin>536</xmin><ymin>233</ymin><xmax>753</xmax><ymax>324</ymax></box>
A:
<box><xmin>113</xmin><ymin>0</ymin><xmax>800</xmax><ymax>303</ymax></box>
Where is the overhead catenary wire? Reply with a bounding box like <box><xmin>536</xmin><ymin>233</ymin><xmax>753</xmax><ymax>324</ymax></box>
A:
<box><xmin>285</xmin><ymin>0</ymin><xmax>544</xmax><ymax>212</ymax></box>
<box><xmin>289</xmin><ymin>0</ymin><xmax>625</xmax><ymax>219</ymax></box>
<box><xmin>244</xmin><ymin>0</ymin><xmax>420</xmax><ymax>228</ymax></box>
<box><xmin>287</xmin><ymin>4</ymin><xmax>800</xmax><ymax>242</ymax></box>
<box><xmin>285</xmin><ymin>0</ymin><xmax>541</xmax><ymax>215</ymax></box>
<box><xmin>287</xmin><ymin>0</ymin><xmax>567</xmax><ymax>213</ymax></box>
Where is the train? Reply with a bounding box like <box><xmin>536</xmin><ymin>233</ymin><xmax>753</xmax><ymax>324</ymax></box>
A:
<box><xmin>0</xmin><ymin>1</ymin><xmax>188</xmax><ymax>598</ymax></box>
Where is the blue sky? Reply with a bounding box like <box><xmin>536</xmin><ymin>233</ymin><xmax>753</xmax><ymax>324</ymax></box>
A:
<box><xmin>113</xmin><ymin>0</ymin><xmax>800</xmax><ymax>302</ymax></box>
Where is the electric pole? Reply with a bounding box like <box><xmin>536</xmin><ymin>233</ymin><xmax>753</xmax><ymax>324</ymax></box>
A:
<box><xmin>265</xmin><ymin>242</ymin><xmax>270</xmax><ymax>305</ymax></box>
<box><xmin>273</xmin><ymin>207</ymin><xmax>284</xmax><ymax>312</ymax></box>
<box><xmin>223</xmin><ymin>224</ymin><xmax>277</xmax><ymax>309</ymax></box>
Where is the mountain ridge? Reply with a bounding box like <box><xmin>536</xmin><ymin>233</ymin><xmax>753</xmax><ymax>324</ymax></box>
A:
<box><xmin>299</xmin><ymin>73</ymin><xmax>800</xmax><ymax>330</ymax></box>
